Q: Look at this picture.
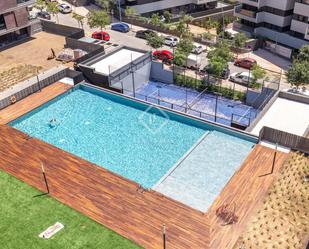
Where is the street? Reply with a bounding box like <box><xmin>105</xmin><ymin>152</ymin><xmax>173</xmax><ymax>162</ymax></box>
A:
<box><xmin>41</xmin><ymin>2</ymin><xmax>289</xmax><ymax>92</ymax></box>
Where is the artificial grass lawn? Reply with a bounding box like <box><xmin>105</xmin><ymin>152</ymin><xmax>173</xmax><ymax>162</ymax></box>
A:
<box><xmin>0</xmin><ymin>170</ymin><xmax>141</xmax><ymax>249</ymax></box>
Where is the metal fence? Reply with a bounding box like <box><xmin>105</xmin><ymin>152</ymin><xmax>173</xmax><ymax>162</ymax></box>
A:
<box><xmin>123</xmin><ymin>88</ymin><xmax>252</xmax><ymax>128</ymax></box>
<box><xmin>259</xmin><ymin>126</ymin><xmax>309</xmax><ymax>154</ymax></box>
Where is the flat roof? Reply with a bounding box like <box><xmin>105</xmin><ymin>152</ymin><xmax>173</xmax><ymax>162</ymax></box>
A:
<box><xmin>90</xmin><ymin>48</ymin><xmax>145</xmax><ymax>75</ymax></box>
<box><xmin>251</xmin><ymin>97</ymin><xmax>309</xmax><ymax>136</ymax></box>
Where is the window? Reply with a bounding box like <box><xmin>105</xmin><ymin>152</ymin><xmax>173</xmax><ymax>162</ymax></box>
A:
<box><xmin>0</xmin><ymin>15</ymin><xmax>6</xmax><ymax>30</ymax></box>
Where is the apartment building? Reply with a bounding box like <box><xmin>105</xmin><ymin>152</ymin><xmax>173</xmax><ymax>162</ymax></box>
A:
<box><xmin>0</xmin><ymin>0</ymin><xmax>39</xmax><ymax>48</ymax></box>
<box><xmin>234</xmin><ymin>0</ymin><xmax>309</xmax><ymax>57</ymax></box>
<box><xmin>121</xmin><ymin>0</ymin><xmax>218</xmax><ymax>17</ymax></box>
<box><xmin>290</xmin><ymin>0</ymin><xmax>309</xmax><ymax>40</ymax></box>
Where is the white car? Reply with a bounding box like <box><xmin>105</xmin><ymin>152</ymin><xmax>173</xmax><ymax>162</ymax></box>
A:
<box><xmin>164</xmin><ymin>36</ymin><xmax>178</xmax><ymax>47</ymax></box>
<box><xmin>58</xmin><ymin>4</ymin><xmax>72</xmax><ymax>14</ymax></box>
<box><xmin>229</xmin><ymin>72</ymin><xmax>253</xmax><ymax>85</ymax></box>
<box><xmin>192</xmin><ymin>45</ymin><xmax>204</xmax><ymax>54</ymax></box>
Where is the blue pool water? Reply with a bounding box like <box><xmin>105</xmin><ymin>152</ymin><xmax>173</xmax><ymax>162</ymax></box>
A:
<box><xmin>11</xmin><ymin>84</ymin><xmax>256</xmax><ymax>191</ymax></box>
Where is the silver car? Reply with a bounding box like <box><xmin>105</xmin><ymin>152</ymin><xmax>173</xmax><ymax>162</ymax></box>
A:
<box><xmin>58</xmin><ymin>4</ymin><xmax>72</xmax><ymax>14</ymax></box>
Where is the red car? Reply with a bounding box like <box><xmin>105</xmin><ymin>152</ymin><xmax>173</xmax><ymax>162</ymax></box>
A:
<box><xmin>152</xmin><ymin>50</ymin><xmax>173</xmax><ymax>62</ymax></box>
<box><xmin>234</xmin><ymin>57</ymin><xmax>257</xmax><ymax>69</ymax></box>
<box><xmin>91</xmin><ymin>31</ymin><xmax>110</xmax><ymax>41</ymax></box>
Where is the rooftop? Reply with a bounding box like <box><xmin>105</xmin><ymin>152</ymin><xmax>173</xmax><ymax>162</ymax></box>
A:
<box><xmin>90</xmin><ymin>48</ymin><xmax>145</xmax><ymax>75</ymax></box>
<box><xmin>251</xmin><ymin>97</ymin><xmax>309</xmax><ymax>137</ymax></box>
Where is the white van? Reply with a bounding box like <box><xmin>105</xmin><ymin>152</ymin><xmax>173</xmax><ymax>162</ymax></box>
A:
<box><xmin>229</xmin><ymin>72</ymin><xmax>253</xmax><ymax>84</ymax></box>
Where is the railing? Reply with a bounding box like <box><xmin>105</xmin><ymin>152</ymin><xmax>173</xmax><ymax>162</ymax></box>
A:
<box><xmin>122</xmin><ymin>89</ymin><xmax>253</xmax><ymax>128</ymax></box>
<box><xmin>0</xmin><ymin>68</ymin><xmax>83</xmax><ymax>111</ymax></box>
<box><xmin>259</xmin><ymin>126</ymin><xmax>309</xmax><ymax>154</ymax></box>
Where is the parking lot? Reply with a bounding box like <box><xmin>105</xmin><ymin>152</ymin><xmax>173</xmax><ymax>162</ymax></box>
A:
<box><xmin>45</xmin><ymin>1</ymin><xmax>290</xmax><ymax>92</ymax></box>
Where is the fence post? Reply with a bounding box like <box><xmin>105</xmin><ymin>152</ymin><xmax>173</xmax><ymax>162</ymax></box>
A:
<box><xmin>271</xmin><ymin>143</ymin><xmax>278</xmax><ymax>174</ymax></box>
<box><xmin>40</xmin><ymin>162</ymin><xmax>50</xmax><ymax>194</ymax></box>
<box><xmin>162</xmin><ymin>224</ymin><xmax>166</xmax><ymax>249</ymax></box>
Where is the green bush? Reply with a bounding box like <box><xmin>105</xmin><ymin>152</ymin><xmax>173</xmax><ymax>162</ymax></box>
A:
<box><xmin>174</xmin><ymin>74</ymin><xmax>246</xmax><ymax>101</ymax></box>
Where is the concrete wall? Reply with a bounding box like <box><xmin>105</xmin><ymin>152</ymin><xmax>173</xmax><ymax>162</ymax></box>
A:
<box><xmin>0</xmin><ymin>0</ymin><xmax>16</xmax><ymax>12</ymax></box>
<box><xmin>150</xmin><ymin>61</ymin><xmax>174</xmax><ymax>84</ymax></box>
<box><xmin>255</xmin><ymin>27</ymin><xmax>309</xmax><ymax>49</ymax></box>
<box><xmin>14</xmin><ymin>7</ymin><xmax>29</xmax><ymax>27</ymax></box>
<box><xmin>41</xmin><ymin>20</ymin><xmax>85</xmax><ymax>38</ymax></box>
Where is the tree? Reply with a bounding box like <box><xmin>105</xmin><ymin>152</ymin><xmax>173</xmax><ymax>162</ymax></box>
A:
<box><xmin>173</xmin><ymin>50</ymin><xmax>187</xmax><ymax>67</ymax></box>
<box><xmin>87</xmin><ymin>10</ymin><xmax>110</xmax><ymax>32</ymax></box>
<box><xmin>125</xmin><ymin>7</ymin><xmax>138</xmax><ymax>29</ymax></box>
<box><xmin>179</xmin><ymin>12</ymin><xmax>193</xmax><ymax>28</ymax></box>
<box><xmin>145</xmin><ymin>32</ymin><xmax>164</xmax><ymax>50</ymax></box>
<box><xmin>150</xmin><ymin>13</ymin><xmax>162</xmax><ymax>27</ymax></box>
<box><xmin>72</xmin><ymin>12</ymin><xmax>85</xmax><ymax>28</ymax></box>
<box><xmin>95</xmin><ymin>0</ymin><xmax>113</xmax><ymax>11</ymax></box>
<box><xmin>202</xmin><ymin>32</ymin><xmax>214</xmax><ymax>41</ymax></box>
<box><xmin>176</xmin><ymin>21</ymin><xmax>189</xmax><ymax>37</ymax></box>
<box><xmin>207</xmin><ymin>41</ymin><xmax>233</xmax><ymax>62</ymax></box>
<box><xmin>251</xmin><ymin>64</ymin><xmax>266</xmax><ymax>85</ymax></box>
<box><xmin>163</xmin><ymin>10</ymin><xmax>172</xmax><ymax>24</ymax></box>
<box><xmin>46</xmin><ymin>2</ymin><xmax>60</xmax><ymax>23</ymax></box>
<box><xmin>203</xmin><ymin>17</ymin><xmax>216</xmax><ymax>30</ymax></box>
<box><xmin>297</xmin><ymin>45</ymin><xmax>309</xmax><ymax>62</ymax></box>
<box><xmin>125</xmin><ymin>6</ymin><xmax>137</xmax><ymax>19</ymax></box>
<box><xmin>215</xmin><ymin>20</ymin><xmax>223</xmax><ymax>35</ymax></box>
<box><xmin>35</xmin><ymin>0</ymin><xmax>46</xmax><ymax>11</ymax></box>
<box><xmin>208</xmin><ymin>55</ymin><xmax>228</xmax><ymax>79</ymax></box>
<box><xmin>286</xmin><ymin>60</ymin><xmax>309</xmax><ymax>88</ymax></box>
<box><xmin>177</xmin><ymin>37</ymin><xmax>194</xmax><ymax>56</ymax></box>
<box><xmin>233</xmin><ymin>33</ymin><xmax>247</xmax><ymax>49</ymax></box>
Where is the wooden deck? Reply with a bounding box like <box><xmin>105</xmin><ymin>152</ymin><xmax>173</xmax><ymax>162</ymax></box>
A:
<box><xmin>0</xmin><ymin>125</ymin><xmax>209</xmax><ymax>249</ymax></box>
<box><xmin>0</xmin><ymin>85</ymin><xmax>289</xmax><ymax>249</ymax></box>
<box><xmin>0</xmin><ymin>82</ymin><xmax>71</xmax><ymax>124</ymax></box>
<box><xmin>208</xmin><ymin>145</ymin><xmax>288</xmax><ymax>248</ymax></box>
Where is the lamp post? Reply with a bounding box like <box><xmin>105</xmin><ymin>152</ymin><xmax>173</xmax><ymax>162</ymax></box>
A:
<box><xmin>247</xmin><ymin>67</ymin><xmax>251</xmax><ymax>94</ymax></box>
<box><xmin>111</xmin><ymin>9</ymin><xmax>114</xmax><ymax>22</ymax></box>
<box><xmin>118</xmin><ymin>0</ymin><xmax>122</xmax><ymax>22</ymax></box>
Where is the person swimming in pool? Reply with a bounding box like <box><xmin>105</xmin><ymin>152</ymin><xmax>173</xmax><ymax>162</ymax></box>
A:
<box><xmin>49</xmin><ymin>118</ymin><xmax>58</xmax><ymax>128</ymax></box>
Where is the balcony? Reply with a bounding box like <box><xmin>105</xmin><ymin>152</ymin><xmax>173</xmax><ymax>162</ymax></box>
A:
<box><xmin>234</xmin><ymin>5</ymin><xmax>258</xmax><ymax>23</ymax></box>
<box><xmin>238</xmin><ymin>0</ymin><xmax>259</xmax><ymax>8</ymax></box>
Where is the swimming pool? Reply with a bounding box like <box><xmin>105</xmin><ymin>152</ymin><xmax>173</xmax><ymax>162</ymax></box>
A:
<box><xmin>10</xmin><ymin>84</ymin><xmax>257</xmax><ymax>196</ymax></box>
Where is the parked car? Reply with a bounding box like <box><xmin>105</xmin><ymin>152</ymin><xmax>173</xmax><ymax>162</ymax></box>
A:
<box><xmin>164</xmin><ymin>36</ymin><xmax>178</xmax><ymax>47</ymax></box>
<box><xmin>111</xmin><ymin>22</ymin><xmax>129</xmax><ymax>33</ymax></box>
<box><xmin>135</xmin><ymin>29</ymin><xmax>156</xmax><ymax>39</ymax></box>
<box><xmin>152</xmin><ymin>50</ymin><xmax>173</xmax><ymax>62</ymax></box>
<box><xmin>229</xmin><ymin>72</ymin><xmax>253</xmax><ymax>84</ymax></box>
<box><xmin>192</xmin><ymin>45</ymin><xmax>204</xmax><ymax>55</ymax></box>
<box><xmin>201</xmin><ymin>64</ymin><xmax>230</xmax><ymax>79</ymax></box>
<box><xmin>234</xmin><ymin>57</ymin><xmax>257</xmax><ymax>69</ymax></box>
<box><xmin>37</xmin><ymin>11</ymin><xmax>51</xmax><ymax>20</ymax></box>
<box><xmin>58</xmin><ymin>4</ymin><xmax>72</xmax><ymax>14</ymax></box>
<box><xmin>91</xmin><ymin>31</ymin><xmax>110</xmax><ymax>41</ymax></box>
